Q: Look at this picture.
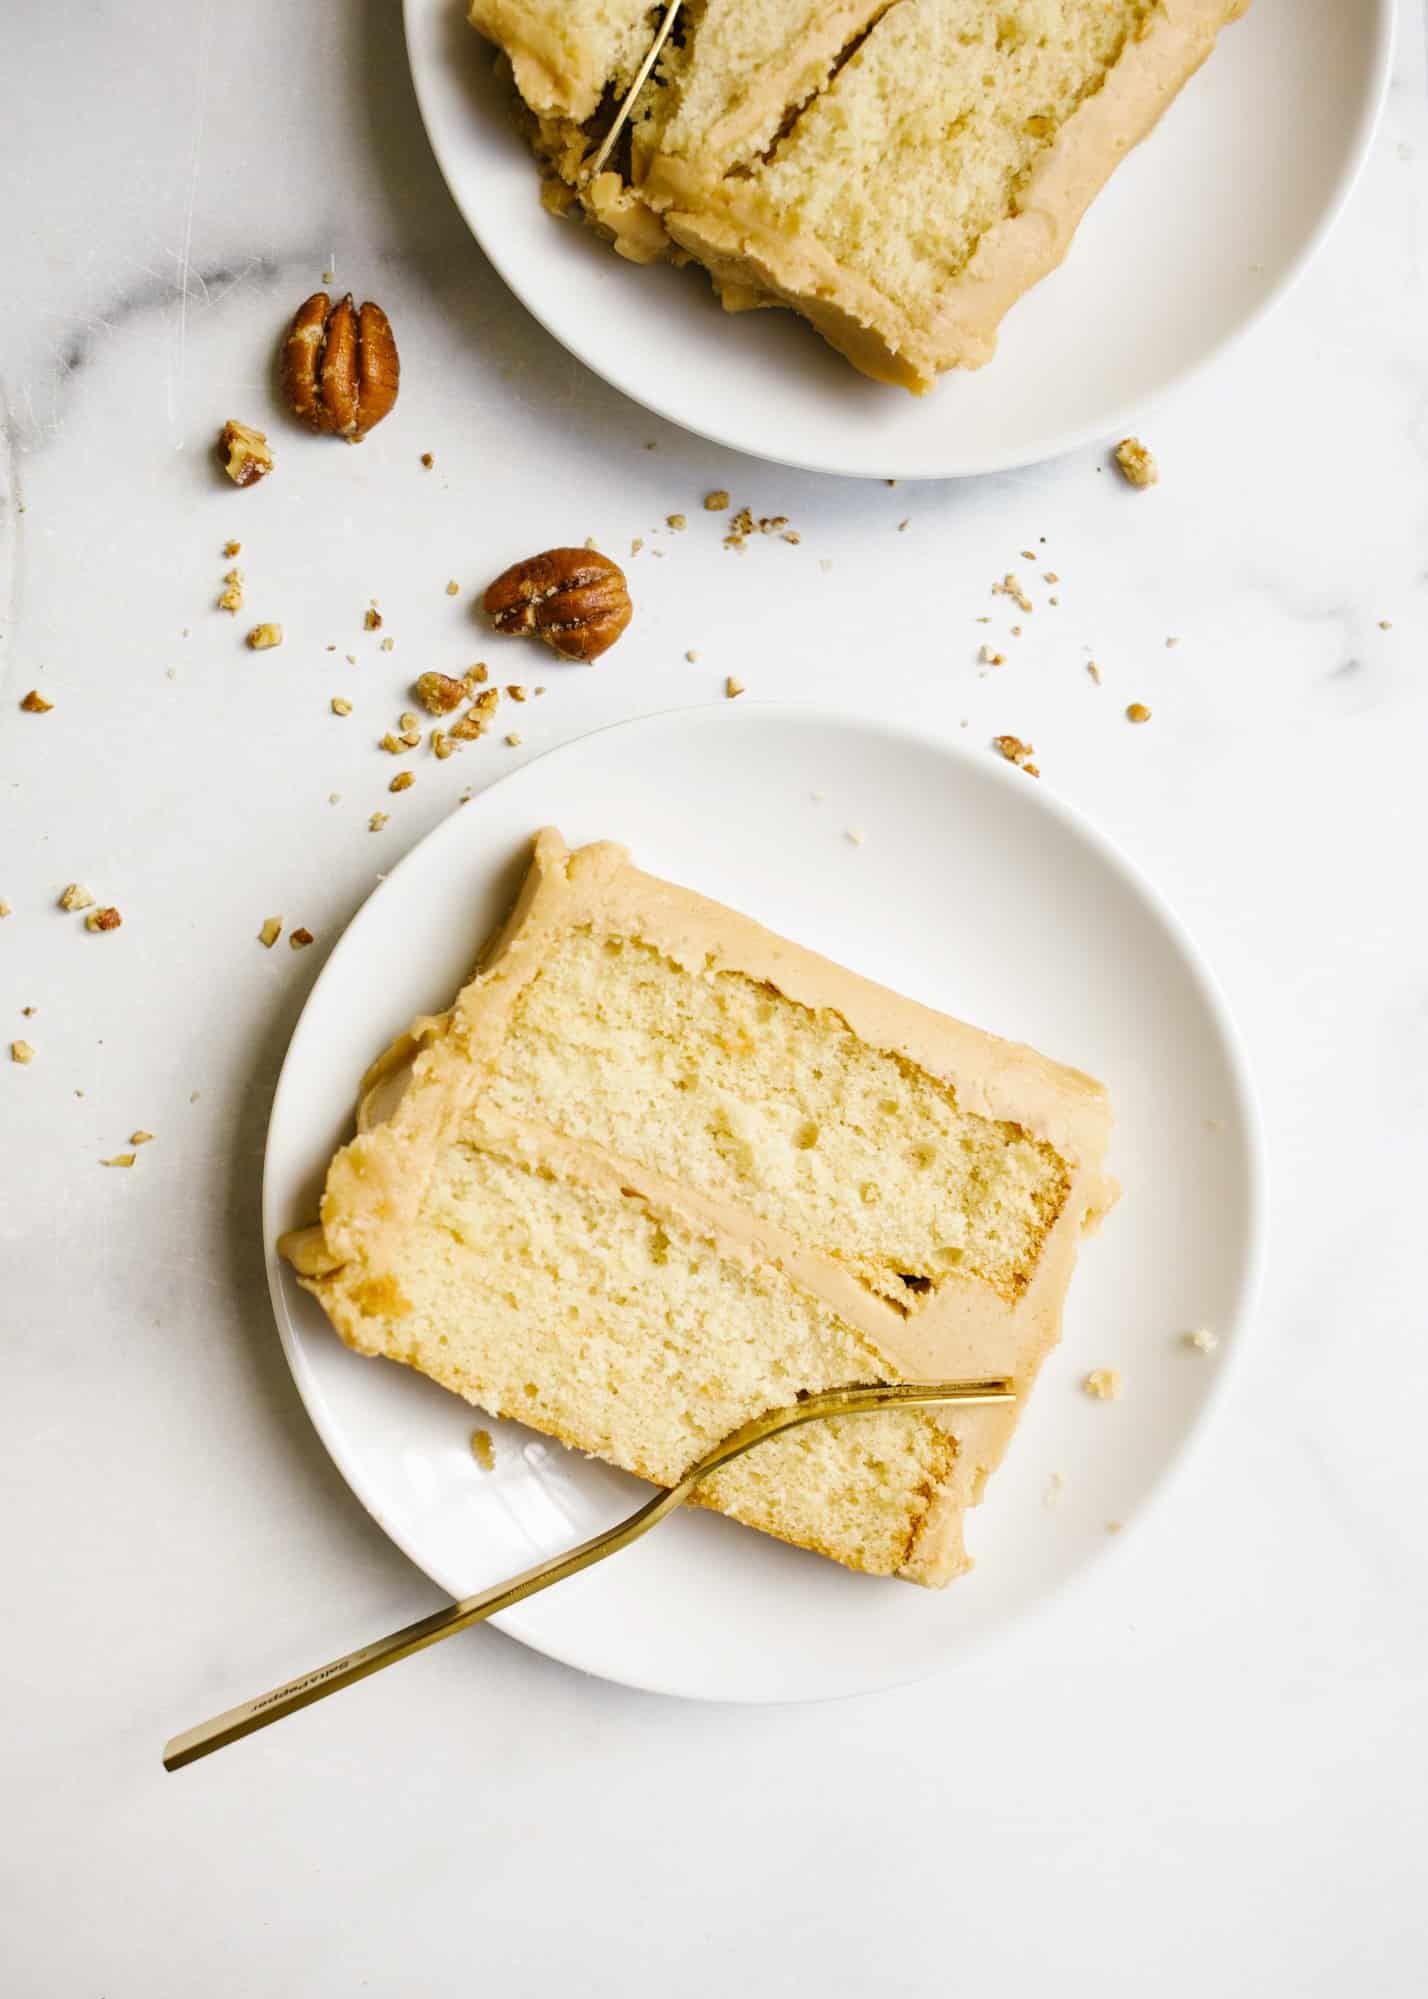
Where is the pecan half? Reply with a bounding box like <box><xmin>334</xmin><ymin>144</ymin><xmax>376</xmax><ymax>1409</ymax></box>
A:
<box><xmin>282</xmin><ymin>293</ymin><xmax>399</xmax><ymax>441</ymax></box>
<box><xmin>482</xmin><ymin>548</ymin><xmax>631</xmax><ymax>664</ymax></box>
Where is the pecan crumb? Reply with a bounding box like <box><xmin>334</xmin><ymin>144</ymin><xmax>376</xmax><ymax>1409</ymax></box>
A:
<box><xmin>85</xmin><ymin>906</ymin><xmax>122</xmax><ymax>933</ymax></box>
<box><xmin>257</xmin><ymin>917</ymin><xmax>282</xmax><ymax>949</ymax></box>
<box><xmin>223</xmin><ymin>540</ymin><xmax>241</xmax><ymax>558</ymax></box>
<box><xmin>288</xmin><ymin>927</ymin><xmax>314</xmax><ymax>950</ymax></box>
<box><xmin>389</xmin><ymin>770</ymin><xmax>414</xmax><ymax>793</ymax></box>
<box><xmin>20</xmin><ymin>689</ymin><xmax>53</xmax><ymax>713</ymax></box>
<box><xmin>432</xmin><ymin>730</ymin><xmax>454</xmax><ymax>760</ymax></box>
<box><xmin>505</xmin><ymin>684</ymin><xmax>527</xmax><ymax>702</ymax></box>
<box><xmin>218</xmin><ymin>419</ymin><xmax>272</xmax><ymax>488</ymax></box>
<box><xmin>420</xmin><ymin>453</ymin><xmax>434</xmax><ymax>469</ymax></box>
<box><xmin>1126</xmin><ymin>702</ymin><xmax>1152</xmax><ymax>724</ymax></box>
<box><xmin>992</xmin><ymin>574</ymin><xmax>1033</xmax><ymax>614</ymax></box>
<box><xmin>1114</xmin><ymin>437</ymin><xmax>1158</xmax><ymax>489</ymax></box>
<box><xmin>364</xmin><ymin>608</ymin><xmax>383</xmax><ymax>631</ymax></box>
<box><xmin>993</xmin><ymin>734</ymin><xmax>1035</xmax><ymax>768</ymax></box>
<box><xmin>415</xmin><ymin>671</ymin><xmax>466</xmax><ymax>715</ymax></box>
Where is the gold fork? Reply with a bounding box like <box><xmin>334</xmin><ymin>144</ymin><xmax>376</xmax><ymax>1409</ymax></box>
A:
<box><xmin>163</xmin><ymin>1377</ymin><xmax>1013</xmax><ymax>1770</ymax></box>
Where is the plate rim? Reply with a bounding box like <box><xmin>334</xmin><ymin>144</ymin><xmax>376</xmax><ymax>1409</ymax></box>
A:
<box><xmin>400</xmin><ymin>0</ymin><xmax>1394</xmax><ymax>481</ymax></box>
<box><xmin>262</xmin><ymin>700</ymin><xmax>1267</xmax><ymax>1702</ymax></box>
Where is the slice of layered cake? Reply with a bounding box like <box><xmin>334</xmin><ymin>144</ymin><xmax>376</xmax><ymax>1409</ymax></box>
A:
<box><xmin>281</xmin><ymin>831</ymin><xmax>1114</xmax><ymax>1584</ymax></box>
<box><xmin>660</xmin><ymin>0</ymin><xmax>1250</xmax><ymax>387</ymax></box>
<box><xmin>469</xmin><ymin>0</ymin><xmax>1250</xmax><ymax>384</ymax></box>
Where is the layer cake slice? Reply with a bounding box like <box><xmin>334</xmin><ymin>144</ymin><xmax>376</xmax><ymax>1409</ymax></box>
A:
<box><xmin>281</xmin><ymin>830</ymin><xmax>1115</xmax><ymax>1584</ymax></box>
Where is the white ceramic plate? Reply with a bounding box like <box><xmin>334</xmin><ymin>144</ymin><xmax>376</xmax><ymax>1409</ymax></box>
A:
<box><xmin>403</xmin><ymin>0</ymin><xmax>1391</xmax><ymax>480</ymax></box>
<box><xmin>265</xmin><ymin>705</ymin><xmax>1264</xmax><ymax>1702</ymax></box>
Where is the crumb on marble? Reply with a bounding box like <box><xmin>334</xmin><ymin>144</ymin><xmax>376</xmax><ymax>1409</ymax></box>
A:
<box><xmin>389</xmin><ymin>771</ymin><xmax>414</xmax><ymax>793</ymax></box>
<box><xmin>1083</xmin><ymin>1368</ymin><xmax>1123</xmax><ymax>1402</ymax></box>
<box><xmin>218</xmin><ymin>569</ymin><xmax>244</xmax><ymax>614</ymax></box>
<box><xmin>420</xmin><ymin>453</ymin><xmax>434</xmax><ymax>469</ymax></box>
<box><xmin>85</xmin><ymin>906</ymin><xmax>122</xmax><ymax>933</ymax></box>
<box><xmin>101</xmin><ymin>1152</ymin><xmax>137</xmax><ymax>1168</ymax></box>
<box><xmin>666</xmin><ymin>513</ymin><xmax>687</xmax><ymax>531</ymax></box>
<box><xmin>445</xmin><ymin>580</ymin><xmax>460</xmax><ymax>597</ymax></box>
<box><xmin>1184</xmin><ymin>1327</ymin><xmax>1219</xmax><ymax>1355</ymax></box>
<box><xmin>725</xmin><ymin>676</ymin><xmax>745</xmax><ymax>700</ymax></box>
<box><xmin>993</xmin><ymin>574</ymin><xmax>1033</xmax><ymax>614</ymax></box>
<box><xmin>470</xmin><ymin>1428</ymin><xmax>496</xmax><ymax>1472</ymax></box>
<box><xmin>59</xmin><ymin>883</ymin><xmax>95</xmax><ymax>913</ymax></box>
<box><xmin>130</xmin><ymin>1131</ymin><xmax>155</xmax><ymax>1147</ymax></box>
<box><xmin>504</xmin><ymin>732</ymin><xmax>522</xmax><ymax>747</ymax></box>
<box><xmin>364</xmin><ymin>608</ymin><xmax>383</xmax><ymax>632</ymax></box>
<box><xmin>20</xmin><ymin>689</ymin><xmax>53</xmax><ymax>713</ymax></box>
<box><xmin>258</xmin><ymin>917</ymin><xmax>283</xmax><ymax>949</ymax></box>
<box><xmin>1126</xmin><ymin>702</ymin><xmax>1152</xmax><ymax>724</ymax></box>
<box><xmin>246</xmin><ymin>623</ymin><xmax>283</xmax><ymax>652</ymax></box>
<box><xmin>11</xmin><ymin>1040</ymin><xmax>35</xmax><ymax>1065</ymax></box>
<box><xmin>1114</xmin><ymin>437</ymin><xmax>1158</xmax><ymax>489</ymax></box>
<box><xmin>288</xmin><ymin>927</ymin><xmax>314</xmax><ymax>950</ymax></box>
<box><xmin>704</xmin><ymin>491</ymin><xmax>730</xmax><ymax>512</ymax></box>
<box><xmin>1086</xmin><ymin>661</ymin><xmax>1102</xmax><ymax>685</ymax></box>
<box><xmin>331</xmin><ymin>697</ymin><xmax>352</xmax><ymax>716</ymax></box>
<box><xmin>369</xmin><ymin>812</ymin><xmax>389</xmax><ymax>832</ymax></box>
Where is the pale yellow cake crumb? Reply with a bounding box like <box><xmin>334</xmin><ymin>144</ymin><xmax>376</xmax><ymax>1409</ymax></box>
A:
<box><xmin>11</xmin><ymin>1040</ymin><xmax>35</xmax><ymax>1065</ymax></box>
<box><xmin>1083</xmin><ymin>1367</ymin><xmax>1122</xmax><ymax>1401</ymax></box>
<box><xmin>59</xmin><ymin>884</ymin><xmax>95</xmax><ymax>912</ymax></box>
<box><xmin>258</xmin><ymin>917</ymin><xmax>282</xmax><ymax>948</ymax></box>
<box><xmin>470</xmin><ymin>1429</ymin><xmax>496</xmax><ymax>1472</ymax></box>
<box><xmin>1184</xmin><ymin>1327</ymin><xmax>1219</xmax><ymax>1355</ymax></box>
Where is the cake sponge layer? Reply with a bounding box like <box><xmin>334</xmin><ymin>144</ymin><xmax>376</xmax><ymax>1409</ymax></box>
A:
<box><xmin>487</xmin><ymin>924</ymin><xmax>1069</xmax><ymax>1305</ymax></box>
<box><xmin>306</xmin><ymin>1136</ymin><xmax>959</xmax><ymax>1578</ymax></box>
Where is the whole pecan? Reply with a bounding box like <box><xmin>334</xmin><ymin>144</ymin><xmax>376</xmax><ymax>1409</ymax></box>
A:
<box><xmin>282</xmin><ymin>292</ymin><xmax>399</xmax><ymax>441</ymax></box>
<box><xmin>482</xmin><ymin>548</ymin><xmax>631</xmax><ymax>663</ymax></box>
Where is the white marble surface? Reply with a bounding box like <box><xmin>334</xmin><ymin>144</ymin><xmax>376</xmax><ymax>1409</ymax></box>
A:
<box><xmin>3</xmin><ymin>4</ymin><xmax>1426</xmax><ymax>1993</ymax></box>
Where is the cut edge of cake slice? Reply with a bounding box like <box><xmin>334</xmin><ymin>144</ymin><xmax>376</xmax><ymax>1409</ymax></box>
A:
<box><xmin>281</xmin><ymin>829</ymin><xmax>1116</xmax><ymax>1586</ymax></box>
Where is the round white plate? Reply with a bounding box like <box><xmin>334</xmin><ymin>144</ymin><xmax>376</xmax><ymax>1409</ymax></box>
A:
<box><xmin>267</xmin><ymin>705</ymin><xmax>1264</xmax><ymax>1701</ymax></box>
<box><xmin>403</xmin><ymin>0</ymin><xmax>1390</xmax><ymax>480</ymax></box>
